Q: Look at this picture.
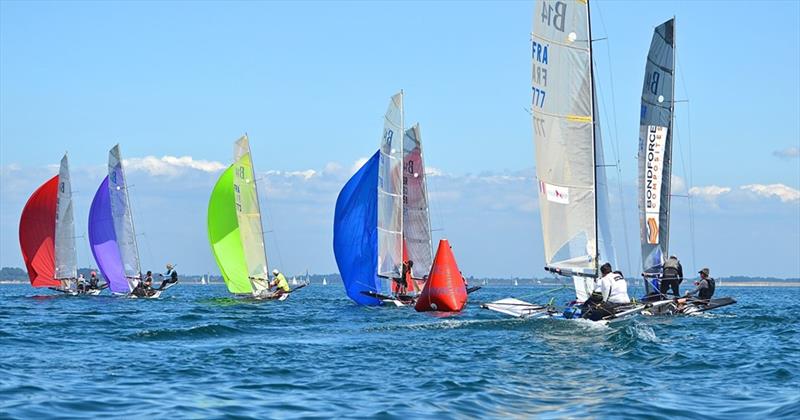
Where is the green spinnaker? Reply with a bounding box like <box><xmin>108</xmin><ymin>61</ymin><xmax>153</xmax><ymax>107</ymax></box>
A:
<box><xmin>208</xmin><ymin>165</ymin><xmax>252</xmax><ymax>294</ymax></box>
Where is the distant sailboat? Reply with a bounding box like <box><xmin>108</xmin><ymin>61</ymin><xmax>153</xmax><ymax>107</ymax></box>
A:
<box><xmin>208</xmin><ymin>136</ymin><xmax>304</xmax><ymax>300</ymax></box>
<box><xmin>483</xmin><ymin>0</ymin><xmax>667</xmax><ymax>322</ymax></box>
<box><xmin>322</xmin><ymin>277</ymin><xmax>327</xmax><ymax>286</ymax></box>
<box><xmin>333</xmin><ymin>91</ymin><xmax>435</xmax><ymax>307</ymax></box>
<box><xmin>291</xmin><ymin>276</ymin><xmax>298</xmax><ymax>286</ymax></box>
<box><xmin>514</xmin><ymin>279</ymin><xmax>519</xmax><ymax>286</ymax></box>
<box><xmin>19</xmin><ymin>154</ymin><xmax>91</xmax><ymax>295</ymax></box>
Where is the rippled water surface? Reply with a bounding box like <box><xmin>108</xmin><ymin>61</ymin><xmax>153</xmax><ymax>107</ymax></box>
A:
<box><xmin>1</xmin><ymin>284</ymin><xmax>798</xmax><ymax>418</ymax></box>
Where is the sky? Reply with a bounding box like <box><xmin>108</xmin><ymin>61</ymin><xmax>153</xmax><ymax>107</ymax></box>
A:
<box><xmin>1</xmin><ymin>0</ymin><xmax>798</xmax><ymax>279</ymax></box>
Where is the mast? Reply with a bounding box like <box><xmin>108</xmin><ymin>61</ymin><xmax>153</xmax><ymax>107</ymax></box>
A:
<box><xmin>587</xmin><ymin>0</ymin><xmax>599</xmax><ymax>275</ymax></box>
<box><xmin>665</xmin><ymin>16</ymin><xmax>676</xmax><ymax>257</ymax></box>
<box><xmin>399</xmin><ymin>89</ymin><xmax>405</xmax><ymax>269</ymax></box>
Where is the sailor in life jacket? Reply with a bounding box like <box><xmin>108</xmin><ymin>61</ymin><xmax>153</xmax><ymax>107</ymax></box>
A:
<box><xmin>660</xmin><ymin>255</ymin><xmax>684</xmax><ymax>296</ymax></box>
<box><xmin>270</xmin><ymin>269</ymin><xmax>291</xmax><ymax>295</ymax></box>
<box><xmin>594</xmin><ymin>263</ymin><xmax>631</xmax><ymax>305</ymax></box>
<box><xmin>685</xmin><ymin>267</ymin><xmax>716</xmax><ymax>300</ymax></box>
<box><xmin>156</xmin><ymin>263</ymin><xmax>178</xmax><ymax>290</ymax></box>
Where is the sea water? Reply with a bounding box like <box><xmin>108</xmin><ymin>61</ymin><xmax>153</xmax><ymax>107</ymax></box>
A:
<box><xmin>0</xmin><ymin>284</ymin><xmax>798</xmax><ymax>418</ymax></box>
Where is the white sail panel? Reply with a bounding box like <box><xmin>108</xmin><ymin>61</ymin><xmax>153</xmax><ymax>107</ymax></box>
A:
<box><xmin>402</xmin><ymin>124</ymin><xmax>433</xmax><ymax>280</ymax></box>
<box><xmin>638</xmin><ymin>18</ymin><xmax>675</xmax><ymax>275</ymax></box>
<box><xmin>108</xmin><ymin>144</ymin><xmax>141</xmax><ymax>291</ymax></box>
<box><xmin>233</xmin><ymin>136</ymin><xmax>270</xmax><ymax>284</ymax></box>
<box><xmin>54</xmin><ymin>154</ymin><xmax>77</xmax><ymax>281</ymax></box>
<box><xmin>377</xmin><ymin>92</ymin><xmax>404</xmax><ymax>278</ymax></box>
<box><xmin>532</xmin><ymin>0</ymin><xmax>597</xmax><ymax>275</ymax></box>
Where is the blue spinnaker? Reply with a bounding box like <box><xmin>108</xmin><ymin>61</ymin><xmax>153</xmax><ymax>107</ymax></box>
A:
<box><xmin>333</xmin><ymin>151</ymin><xmax>381</xmax><ymax>306</ymax></box>
<box><xmin>88</xmin><ymin>176</ymin><xmax>129</xmax><ymax>294</ymax></box>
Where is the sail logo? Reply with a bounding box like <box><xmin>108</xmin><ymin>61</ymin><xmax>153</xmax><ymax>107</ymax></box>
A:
<box><xmin>540</xmin><ymin>181</ymin><xmax>569</xmax><ymax>204</ymax></box>
<box><xmin>383</xmin><ymin>128</ymin><xmax>394</xmax><ymax>144</ymax></box>
<box><xmin>647</xmin><ymin>70</ymin><xmax>661</xmax><ymax>96</ymax></box>
<box><xmin>647</xmin><ymin>216</ymin><xmax>659</xmax><ymax>244</ymax></box>
<box><xmin>643</xmin><ymin>125</ymin><xmax>667</xmax><ymax>216</ymax></box>
<box><xmin>540</xmin><ymin>1</ymin><xmax>567</xmax><ymax>32</ymax></box>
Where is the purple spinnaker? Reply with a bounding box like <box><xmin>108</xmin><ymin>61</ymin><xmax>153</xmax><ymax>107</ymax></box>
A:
<box><xmin>88</xmin><ymin>176</ymin><xmax>128</xmax><ymax>293</ymax></box>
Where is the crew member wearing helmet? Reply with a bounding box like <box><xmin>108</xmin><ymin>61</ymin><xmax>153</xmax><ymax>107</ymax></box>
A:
<box><xmin>156</xmin><ymin>263</ymin><xmax>179</xmax><ymax>290</ymax></box>
<box><xmin>269</xmin><ymin>269</ymin><xmax>291</xmax><ymax>296</ymax></box>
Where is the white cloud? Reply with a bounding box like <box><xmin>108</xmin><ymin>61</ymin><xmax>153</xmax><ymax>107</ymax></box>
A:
<box><xmin>425</xmin><ymin>166</ymin><xmax>444</xmax><ymax>177</ymax></box>
<box><xmin>689</xmin><ymin>185</ymin><xmax>731</xmax><ymax>200</ymax></box>
<box><xmin>350</xmin><ymin>157</ymin><xmax>369</xmax><ymax>174</ymax></box>
<box><xmin>671</xmin><ymin>175</ymin><xmax>686</xmax><ymax>194</ymax></box>
<box><xmin>740</xmin><ymin>184</ymin><xmax>800</xmax><ymax>203</ymax></box>
<box><xmin>123</xmin><ymin>155</ymin><xmax>226</xmax><ymax>176</ymax></box>
<box><xmin>773</xmin><ymin>147</ymin><xmax>800</xmax><ymax>159</ymax></box>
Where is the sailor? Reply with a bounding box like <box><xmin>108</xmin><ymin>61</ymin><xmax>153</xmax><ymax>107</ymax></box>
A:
<box><xmin>269</xmin><ymin>269</ymin><xmax>291</xmax><ymax>296</ymax></box>
<box><xmin>131</xmin><ymin>276</ymin><xmax>148</xmax><ymax>297</ymax></box>
<box><xmin>582</xmin><ymin>263</ymin><xmax>631</xmax><ymax>321</ymax></box>
<box><xmin>73</xmin><ymin>273</ymin><xmax>84</xmax><ymax>292</ymax></box>
<box><xmin>685</xmin><ymin>268</ymin><xmax>716</xmax><ymax>301</ymax></box>
<box><xmin>660</xmin><ymin>255</ymin><xmax>684</xmax><ymax>296</ymax></box>
<box><xmin>88</xmin><ymin>271</ymin><xmax>101</xmax><ymax>290</ymax></box>
<box><xmin>143</xmin><ymin>271</ymin><xmax>154</xmax><ymax>290</ymax></box>
<box><xmin>399</xmin><ymin>260</ymin><xmax>413</xmax><ymax>296</ymax></box>
<box><xmin>156</xmin><ymin>264</ymin><xmax>178</xmax><ymax>290</ymax></box>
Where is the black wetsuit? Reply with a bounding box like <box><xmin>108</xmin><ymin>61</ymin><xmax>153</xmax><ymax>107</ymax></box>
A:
<box><xmin>660</xmin><ymin>260</ymin><xmax>683</xmax><ymax>296</ymax></box>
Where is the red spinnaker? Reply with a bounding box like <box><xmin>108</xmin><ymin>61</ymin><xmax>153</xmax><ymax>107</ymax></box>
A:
<box><xmin>18</xmin><ymin>175</ymin><xmax>59</xmax><ymax>287</ymax></box>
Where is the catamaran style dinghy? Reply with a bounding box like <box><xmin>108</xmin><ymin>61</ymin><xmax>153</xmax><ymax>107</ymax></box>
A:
<box><xmin>88</xmin><ymin>145</ymin><xmax>173</xmax><ymax>299</ymax></box>
<box><xmin>19</xmin><ymin>154</ymin><xmax>101</xmax><ymax>296</ymax></box>
<box><xmin>208</xmin><ymin>136</ymin><xmax>307</xmax><ymax>301</ymax></box>
<box><xmin>482</xmin><ymin>0</ymin><xmax>671</xmax><ymax>323</ymax></box>
<box><xmin>334</xmin><ymin>91</ymin><xmax>437</xmax><ymax>307</ymax></box>
<box><xmin>636</xmin><ymin>19</ymin><xmax>735</xmax><ymax>316</ymax></box>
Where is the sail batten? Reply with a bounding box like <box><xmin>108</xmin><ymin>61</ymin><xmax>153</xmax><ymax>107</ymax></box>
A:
<box><xmin>638</xmin><ymin>18</ymin><xmax>676</xmax><ymax>293</ymax></box>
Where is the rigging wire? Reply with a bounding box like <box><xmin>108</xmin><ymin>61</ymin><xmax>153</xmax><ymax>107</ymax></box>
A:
<box><xmin>674</xmin><ymin>51</ymin><xmax>698</xmax><ymax>271</ymax></box>
<box><xmin>593</xmin><ymin>4</ymin><xmax>635</xmax><ymax>279</ymax></box>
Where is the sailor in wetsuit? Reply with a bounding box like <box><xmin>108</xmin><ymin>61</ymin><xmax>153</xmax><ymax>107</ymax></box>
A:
<box><xmin>660</xmin><ymin>256</ymin><xmax>684</xmax><ymax>296</ymax></box>
<box><xmin>269</xmin><ymin>269</ymin><xmax>291</xmax><ymax>297</ymax></box>
<box><xmin>685</xmin><ymin>268</ymin><xmax>716</xmax><ymax>301</ymax></box>
<box><xmin>156</xmin><ymin>264</ymin><xmax>178</xmax><ymax>290</ymax></box>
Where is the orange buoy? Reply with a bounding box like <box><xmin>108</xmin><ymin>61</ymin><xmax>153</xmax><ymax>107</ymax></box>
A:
<box><xmin>415</xmin><ymin>239</ymin><xmax>467</xmax><ymax>312</ymax></box>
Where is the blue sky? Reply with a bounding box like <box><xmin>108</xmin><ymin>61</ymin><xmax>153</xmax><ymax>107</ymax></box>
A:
<box><xmin>1</xmin><ymin>1</ymin><xmax>798</xmax><ymax>278</ymax></box>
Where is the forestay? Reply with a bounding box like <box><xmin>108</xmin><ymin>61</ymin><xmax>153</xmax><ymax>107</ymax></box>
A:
<box><xmin>402</xmin><ymin>123</ymin><xmax>433</xmax><ymax>280</ymax></box>
<box><xmin>54</xmin><ymin>154</ymin><xmax>77</xmax><ymax>281</ymax></box>
<box><xmin>233</xmin><ymin>136</ymin><xmax>269</xmax><ymax>284</ymax></box>
<box><xmin>108</xmin><ymin>145</ymin><xmax>141</xmax><ymax>291</ymax></box>
<box><xmin>377</xmin><ymin>92</ymin><xmax>404</xmax><ymax>279</ymax></box>
<box><xmin>638</xmin><ymin>18</ymin><xmax>675</xmax><ymax>292</ymax></box>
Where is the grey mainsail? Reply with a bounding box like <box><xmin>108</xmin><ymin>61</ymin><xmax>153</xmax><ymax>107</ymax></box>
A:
<box><xmin>233</xmin><ymin>135</ymin><xmax>270</xmax><ymax>291</ymax></box>
<box><xmin>532</xmin><ymin>0</ymin><xmax>615</xmax><ymax>301</ymax></box>
<box><xmin>108</xmin><ymin>144</ymin><xmax>141</xmax><ymax>291</ymax></box>
<box><xmin>638</xmin><ymin>18</ymin><xmax>675</xmax><ymax>292</ymax></box>
<box><xmin>402</xmin><ymin>123</ymin><xmax>433</xmax><ymax>280</ymax></box>
<box><xmin>54</xmin><ymin>153</ymin><xmax>77</xmax><ymax>282</ymax></box>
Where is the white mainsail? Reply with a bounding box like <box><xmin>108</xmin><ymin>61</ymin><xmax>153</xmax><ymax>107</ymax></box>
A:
<box><xmin>377</xmin><ymin>92</ymin><xmax>404</xmax><ymax>279</ymax></box>
<box><xmin>108</xmin><ymin>144</ymin><xmax>141</xmax><ymax>291</ymax></box>
<box><xmin>532</xmin><ymin>0</ymin><xmax>615</xmax><ymax>301</ymax></box>
<box><xmin>402</xmin><ymin>123</ymin><xmax>433</xmax><ymax>280</ymax></box>
<box><xmin>54</xmin><ymin>153</ymin><xmax>77</xmax><ymax>282</ymax></box>
<box><xmin>638</xmin><ymin>18</ymin><xmax>676</xmax><ymax>284</ymax></box>
<box><xmin>233</xmin><ymin>136</ymin><xmax>270</xmax><ymax>287</ymax></box>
